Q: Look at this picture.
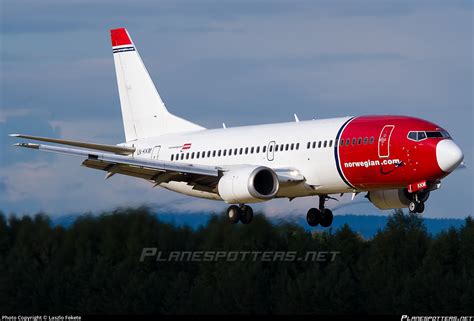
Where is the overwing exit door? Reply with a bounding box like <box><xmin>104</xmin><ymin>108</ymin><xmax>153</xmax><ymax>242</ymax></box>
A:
<box><xmin>151</xmin><ymin>146</ymin><xmax>161</xmax><ymax>160</ymax></box>
<box><xmin>267</xmin><ymin>141</ymin><xmax>275</xmax><ymax>161</ymax></box>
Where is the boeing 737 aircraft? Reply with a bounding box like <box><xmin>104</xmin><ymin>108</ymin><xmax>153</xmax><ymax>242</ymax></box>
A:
<box><xmin>11</xmin><ymin>28</ymin><xmax>464</xmax><ymax>227</ymax></box>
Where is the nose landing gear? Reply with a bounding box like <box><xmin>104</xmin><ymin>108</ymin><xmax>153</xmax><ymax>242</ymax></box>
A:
<box><xmin>408</xmin><ymin>191</ymin><xmax>428</xmax><ymax>214</ymax></box>
<box><xmin>306</xmin><ymin>195</ymin><xmax>334</xmax><ymax>228</ymax></box>
<box><xmin>226</xmin><ymin>204</ymin><xmax>254</xmax><ymax>224</ymax></box>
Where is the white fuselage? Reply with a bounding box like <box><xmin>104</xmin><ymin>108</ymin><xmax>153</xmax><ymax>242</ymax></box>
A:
<box><xmin>126</xmin><ymin>117</ymin><xmax>354</xmax><ymax>201</ymax></box>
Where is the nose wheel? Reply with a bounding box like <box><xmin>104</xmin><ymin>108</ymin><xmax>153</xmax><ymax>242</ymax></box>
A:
<box><xmin>408</xmin><ymin>200</ymin><xmax>425</xmax><ymax>213</ymax></box>
<box><xmin>408</xmin><ymin>192</ymin><xmax>426</xmax><ymax>213</ymax></box>
<box><xmin>226</xmin><ymin>204</ymin><xmax>254</xmax><ymax>224</ymax></box>
<box><xmin>306</xmin><ymin>195</ymin><xmax>334</xmax><ymax>228</ymax></box>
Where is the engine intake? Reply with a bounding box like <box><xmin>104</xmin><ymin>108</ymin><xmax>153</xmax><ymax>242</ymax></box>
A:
<box><xmin>218</xmin><ymin>166</ymin><xmax>279</xmax><ymax>203</ymax></box>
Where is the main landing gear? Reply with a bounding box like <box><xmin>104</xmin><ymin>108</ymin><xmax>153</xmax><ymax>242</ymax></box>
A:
<box><xmin>408</xmin><ymin>191</ymin><xmax>428</xmax><ymax>214</ymax></box>
<box><xmin>306</xmin><ymin>195</ymin><xmax>334</xmax><ymax>228</ymax></box>
<box><xmin>226</xmin><ymin>204</ymin><xmax>254</xmax><ymax>225</ymax></box>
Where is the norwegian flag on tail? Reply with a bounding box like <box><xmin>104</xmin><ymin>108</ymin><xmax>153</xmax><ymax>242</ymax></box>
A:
<box><xmin>181</xmin><ymin>143</ymin><xmax>192</xmax><ymax>151</ymax></box>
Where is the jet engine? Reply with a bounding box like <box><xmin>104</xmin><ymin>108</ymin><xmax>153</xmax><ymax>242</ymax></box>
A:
<box><xmin>218</xmin><ymin>166</ymin><xmax>279</xmax><ymax>203</ymax></box>
<box><xmin>367</xmin><ymin>189</ymin><xmax>430</xmax><ymax>210</ymax></box>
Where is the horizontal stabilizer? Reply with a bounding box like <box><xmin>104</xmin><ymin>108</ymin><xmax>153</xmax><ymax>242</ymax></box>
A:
<box><xmin>9</xmin><ymin>134</ymin><xmax>135</xmax><ymax>155</ymax></box>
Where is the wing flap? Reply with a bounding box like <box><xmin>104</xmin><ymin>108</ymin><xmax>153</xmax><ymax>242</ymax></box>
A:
<box><xmin>82</xmin><ymin>159</ymin><xmax>162</xmax><ymax>181</ymax></box>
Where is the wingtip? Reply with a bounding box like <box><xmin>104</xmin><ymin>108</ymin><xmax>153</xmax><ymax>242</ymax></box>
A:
<box><xmin>9</xmin><ymin>133</ymin><xmax>20</xmax><ymax>137</ymax></box>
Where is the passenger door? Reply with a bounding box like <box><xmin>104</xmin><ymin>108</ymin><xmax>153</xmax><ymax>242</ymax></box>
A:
<box><xmin>378</xmin><ymin>125</ymin><xmax>394</xmax><ymax>158</ymax></box>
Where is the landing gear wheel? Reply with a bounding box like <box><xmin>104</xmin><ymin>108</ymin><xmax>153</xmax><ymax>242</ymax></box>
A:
<box><xmin>320</xmin><ymin>209</ymin><xmax>334</xmax><ymax>228</ymax></box>
<box><xmin>306</xmin><ymin>208</ymin><xmax>320</xmax><ymax>227</ymax></box>
<box><xmin>408</xmin><ymin>201</ymin><xmax>417</xmax><ymax>213</ymax></box>
<box><xmin>240</xmin><ymin>205</ymin><xmax>254</xmax><ymax>224</ymax></box>
<box><xmin>416</xmin><ymin>202</ymin><xmax>425</xmax><ymax>213</ymax></box>
<box><xmin>227</xmin><ymin>205</ymin><xmax>241</xmax><ymax>224</ymax></box>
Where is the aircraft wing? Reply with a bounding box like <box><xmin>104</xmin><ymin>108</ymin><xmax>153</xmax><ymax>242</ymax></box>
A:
<box><xmin>14</xmin><ymin>142</ymin><xmax>220</xmax><ymax>188</ymax></box>
<box><xmin>12</xmin><ymin>140</ymin><xmax>305</xmax><ymax>191</ymax></box>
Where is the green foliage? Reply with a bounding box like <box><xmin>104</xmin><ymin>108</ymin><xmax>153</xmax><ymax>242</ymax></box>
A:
<box><xmin>0</xmin><ymin>208</ymin><xmax>472</xmax><ymax>314</ymax></box>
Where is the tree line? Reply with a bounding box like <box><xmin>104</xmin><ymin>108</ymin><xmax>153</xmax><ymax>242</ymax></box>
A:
<box><xmin>0</xmin><ymin>207</ymin><xmax>472</xmax><ymax>314</ymax></box>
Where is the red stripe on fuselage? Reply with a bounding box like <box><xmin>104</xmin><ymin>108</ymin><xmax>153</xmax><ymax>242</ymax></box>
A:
<box><xmin>338</xmin><ymin>115</ymin><xmax>447</xmax><ymax>190</ymax></box>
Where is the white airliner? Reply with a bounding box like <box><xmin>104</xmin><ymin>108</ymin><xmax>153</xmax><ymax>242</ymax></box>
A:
<box><xmin>11</xmin><ymin>28</ymin><xmax>464</xmax><ymax>227</ymax></box>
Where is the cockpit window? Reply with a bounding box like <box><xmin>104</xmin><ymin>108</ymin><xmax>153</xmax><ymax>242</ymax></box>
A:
<box><xmin>426</xmin><ymin>131</ymin><xmax>450</xmax><ymax>138</ymax></box>
<box><xmin>407</xmin><ymin>130</ymin><xmax>450</xmax><ymax>141</ymax></box>
<box><xmin>408</xmin><ymin>132</ymin><xmax>417</xmax><ymax>140</ymax></box>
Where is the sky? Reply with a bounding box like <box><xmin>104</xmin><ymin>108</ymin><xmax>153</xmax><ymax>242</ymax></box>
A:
<box><xmin>0</xmin><ymin>0</ymin><xmax>472</xmax><ymax>219</ymax></box>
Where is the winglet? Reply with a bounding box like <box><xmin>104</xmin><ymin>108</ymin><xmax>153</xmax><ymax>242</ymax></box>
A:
<box><xmin>110</xmin><ymin>28</ymin><xmax>132</xmax><ymax>47</ymax></box>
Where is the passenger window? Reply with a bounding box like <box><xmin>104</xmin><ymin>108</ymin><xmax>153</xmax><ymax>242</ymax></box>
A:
<box><xmin>234</xmin><ymin>148</ymin><xmax>238</xmax><ymax>155</ymax></box>
<box><xmin>171</xmin><ymin>155</ymin><xmax>174</xmax><ymax>161</ymax></box>
<box><xmin>280</xmin><ymin>144</ymin><xmax>284</xmax><ymax>151</ymax></box>
<box><xmin>369</xmin><ymin>136</ymin><xmax>374</xmax><ymax>144</ymax></box>
<box><xmin>229</xmin><ymin>149</ymin><xmax>232</xmax><ymax>156</ymax></box>
<box><xmin>318</xmin><ymin>141</ymin><xmax>322</xmax><ymax>148</ymax></box>
<box><xmin>307</xmin><ymin>142</ymin><xmax>311</xmax><ymax>149</ymax></box>
<box><xmin>186</xmin><ymin>153</ymin><xmax>190</xmax><ymax>160</ymax></box>
<box><xmin>263</xmin><ymin>146</ymin><xmax>267</xmax><ymax>153</ymax></box>
<box><xmin>285</xmin><ymin>144</ymin><xmax>289</xmax><ymax>151</ymax></box>
<box><xmin>251</xmin><ymin>147</ymin><xmax>254</xmax><ymax>154</ymax></box>
<box><xmin>346</xmin><ymin>138</ymin><xmax>350</xmax><ymax>146</ymax></box>
<box><xmin>352</xmin><ymin>138</ymin><xmax>356</xmax><ymax>145</ymax></box>
<box><xmin>269</xmin><ymin>145</ymin><xmax>273</xmax><ymax>152</ymax></box>
<box><xmin>191</xmin><ymin>152</ymin><xmax>195</xmax><ymax>159</ymax></box>
<box><xmin>256</xmin><ymin>146</ymin><xmax>260</xmax><ymax>153</ymax></box>
<box><xmin>329</xmin><ymin>140</ymin><xmax>332</xmax><ymax>148</ymax></box>
<box><xmin>181</xmin><ymin>154</ymin><xmax>184</xmax><ymax>160</ymax></box>
<box><xmin>196</xmin><ymin>152</ymin><xmax>200</xmax><ymax>159</ymax></box>
<box><xmin>290</xmin><ymin>143</ymin><xmax>294</xmax><ymax>150</ymax></box>
<box><xmin>207</xmin><ymin>151</ymin><xmax>211</xmax><ymax>158</ymax></box>
<box><xmin>276</xmin><ymin>145</ymin><xmax>279</xmax><ymax>152</ymax></box>
<box><xmin>245</xmin><ymin>147</ymin><xmax>248</xmax><ymax>154</ymax></box>
<box><xmin>363</xmin><ymin>137</ymin><xmax>368</xmax><ymax>145</ymax></box>
<box><xmin>296</xmin><ymin>143</ymin><xmax>299</xmax><ymax>150</ymax></box>
<box><xmin>323</xmin><ymin>141</ymin><xmax>327</xmax><ymax>148</ymax></box>
<box><xmin>357</xmin><ymin>137</ymin><xmax>362</xmax><ymax>145</ymax></box>
<box><xmin>218</xmin><ymin>150</ymin><xmax>221</xmax><ymax>157</ymax></box>
<box><xmin>239</xmin><ymin>148</ymin><xmax>243</xmax><ymax>155</ymax></box>
<box><xmin>340</xmin><ymin>139</ymin><xmax>344</xmax><ymax>146</ymax></box>
<box><xmin>223</xmin><ymin>149</ymin><xmax>227</xmax><ymax>156</ymax></box>
<box><xmin>212</xmin><ymin>151</ymin><xmax>215</xmax><ymax>157</ymax></box>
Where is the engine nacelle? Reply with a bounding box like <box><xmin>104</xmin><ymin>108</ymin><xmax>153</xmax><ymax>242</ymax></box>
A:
<box><xmin>367</xmin><ymin>189</ymin><xmax>411</xmax><ymax>210</ymax></box>
<box><xmin>218</xmin><ymin>166</ymin><xmax>279</xmax><ymax>203</ymax></box>
<box><xmin>368</xmin><ymin>188</ymin><xmax>430</xmax><ymax>210</ymax></box>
